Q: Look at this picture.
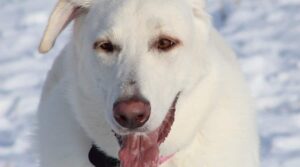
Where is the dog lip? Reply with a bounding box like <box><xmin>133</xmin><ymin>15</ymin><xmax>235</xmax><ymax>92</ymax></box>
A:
<box><xmin>157</xmin><ymin>92</ymin><xmax>180</xmax><ymax>144</ymax></box>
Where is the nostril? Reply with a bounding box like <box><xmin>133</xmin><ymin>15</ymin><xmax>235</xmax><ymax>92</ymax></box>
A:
<box><xmin>137</xmin><ymin>113</ymin><xmax>144</xmax><ymax>119</ymax></box>
<box><xmin>119</xmin><ymin>115</ymin><xmax>127</xmax><ymax>122</ymax></box>
<box><xmin>114</xmin><ymin>113</ymin><xmax>128</xmax><ymax>126</ymax></box>
<box><xmin>136</xmin><ymin>113</ymin><xmax>145</xmax><ymax>122</ymax></box>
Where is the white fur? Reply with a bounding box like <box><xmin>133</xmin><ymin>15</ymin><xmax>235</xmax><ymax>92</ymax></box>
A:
<box><xmin>67</xmin><ymin>0</ymin><xmax>92</xmax><ymax>7</ymax></box>
<box><xmin>37</xmin><ymin>0</ymin><xmax>259</xmax><ymax>166</ymax></box>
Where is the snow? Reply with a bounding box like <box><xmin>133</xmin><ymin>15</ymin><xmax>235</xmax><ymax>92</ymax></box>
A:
<box><xmin>0</xmin><ymin>0</ymin><xmax>299</xmax><ymax>166</ymax></box>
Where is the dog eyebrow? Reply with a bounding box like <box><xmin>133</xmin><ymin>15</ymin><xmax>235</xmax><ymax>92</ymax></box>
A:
<box><xmin>145</xmin><ymin>16</ymin><xmax>160</xmax><ymax>26</ymax></box>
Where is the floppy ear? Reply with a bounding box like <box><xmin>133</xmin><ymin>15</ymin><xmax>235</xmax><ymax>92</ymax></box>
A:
<box><xmin>39</xmin><ymin>0</ymin><xmax>91</xmax><ymax>53</ymax></box>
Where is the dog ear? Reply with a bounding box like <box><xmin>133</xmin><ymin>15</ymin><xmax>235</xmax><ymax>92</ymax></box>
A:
<box><xmin>39</xmin><ymin>0</ymin><xmax>91</xmax><ymax>53</ymax></box>
<box><xmin>188</xmin><ymin>0</ymin><xmax>212</xmax><ymax>35</ymax></box>
<box><xmin>188</xmin><ymin>0</ymin><xmax>209</xmax><ymax>20</ymax></box>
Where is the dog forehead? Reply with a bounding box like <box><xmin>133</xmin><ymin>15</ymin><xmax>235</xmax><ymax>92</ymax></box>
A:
<box><xmin>88</xmin><ymin>0</ymin><xmax>193</xmax><ymax>37</ymax></box>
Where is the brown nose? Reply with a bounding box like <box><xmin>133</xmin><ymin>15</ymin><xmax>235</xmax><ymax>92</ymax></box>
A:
<box><xmin>113</xmin><ymin>97</ymin><xmax>151</xmax><ymax>129</ymax></box>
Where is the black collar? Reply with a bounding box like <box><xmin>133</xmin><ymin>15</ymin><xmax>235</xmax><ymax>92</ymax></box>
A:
<box><xmin>89</xmin><ymin>132</ymin><xmax>122</xmax><ymax>167</ymax></box>
<box><xmin>89</xmin><ymin>145</ymin><xmax>120</xmax><ymax>167</ymax></box>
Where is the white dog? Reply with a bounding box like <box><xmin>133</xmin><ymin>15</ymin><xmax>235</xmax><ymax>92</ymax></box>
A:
<box><xmin>37</xmin><ymin>0</ymin><xmax>259</xmax><ymax>166</ymax></box>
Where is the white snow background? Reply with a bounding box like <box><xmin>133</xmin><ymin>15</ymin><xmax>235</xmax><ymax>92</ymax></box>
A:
<box><xmin>0</xmin><ymin>0</ymin><xmax>299</xmax><ymax>166</ymax></box>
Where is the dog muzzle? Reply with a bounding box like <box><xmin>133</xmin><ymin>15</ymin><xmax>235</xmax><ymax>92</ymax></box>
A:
<box><xmin>89</xmin><ymin>93</ymin><xmax>181</xmax><ymax>167</ymax></box>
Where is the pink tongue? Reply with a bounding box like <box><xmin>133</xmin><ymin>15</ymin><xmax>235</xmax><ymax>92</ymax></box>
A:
<box><xmin>119</xmin><ymin>130</ymin><xmax>160</xmax><ymax>167</ymax></box>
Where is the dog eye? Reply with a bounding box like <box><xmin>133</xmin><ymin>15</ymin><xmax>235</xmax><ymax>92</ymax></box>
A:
<box><xmin>155</xmin><ymin>38</ymin><xmax>178</xmax><ymax>52</ymax></box>
<box><xmin>93</xmin><ymin>41</ymin><xmax>115</xmax><ymax>53</ymax></box>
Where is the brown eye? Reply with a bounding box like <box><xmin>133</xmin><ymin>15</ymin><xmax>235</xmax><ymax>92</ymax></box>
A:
<box><xmin>155</xmin><ymin>38</ymin><xmax>178</xmax><ymax>51</ymax></box>
<box><xmin>93</xmin><ymin>41</ymin><xmax>115</xmax><ymax>53</ymax></box>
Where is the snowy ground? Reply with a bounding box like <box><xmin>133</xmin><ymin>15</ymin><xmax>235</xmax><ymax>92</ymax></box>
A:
<box><xmin>0</xmin><ymin>0</ymin><xmax>299</xmax><ymax>166</ymax></box>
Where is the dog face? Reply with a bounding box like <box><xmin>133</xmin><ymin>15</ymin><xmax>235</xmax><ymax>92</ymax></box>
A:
<box><xmin>40</xmin><ymin>0</ymin><xmax>211</xmax><ymax>155</ymax></box>
<box><xmin>74</xmin><ymin>0</ymin><xmax>210</xmax><ymax>133</ymax></box>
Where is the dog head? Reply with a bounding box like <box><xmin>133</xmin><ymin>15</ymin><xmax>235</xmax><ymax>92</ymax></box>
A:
<box><xmin>40</xmin><ymin>0</ymin><xmax>212</xmax><ymax>159</ymax></box>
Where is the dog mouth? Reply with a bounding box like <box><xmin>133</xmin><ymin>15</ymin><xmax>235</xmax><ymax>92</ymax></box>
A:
<box><xmin>116</xmin><ymin>93</ymin><xmax>180</xmax><ymax>167</ymax></box>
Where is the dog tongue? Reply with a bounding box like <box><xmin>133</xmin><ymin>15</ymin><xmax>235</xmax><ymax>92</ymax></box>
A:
<box><xmin>119</xmin><ymin>130</ymin><xmax>160</xmax><ymax>167</ymax></box>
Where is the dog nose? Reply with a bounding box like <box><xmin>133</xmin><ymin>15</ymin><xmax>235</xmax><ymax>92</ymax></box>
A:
<box><xmin>113</xmin><ymin>97</ymin><xmax>151</xmax><ymax>129</ymax></box>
